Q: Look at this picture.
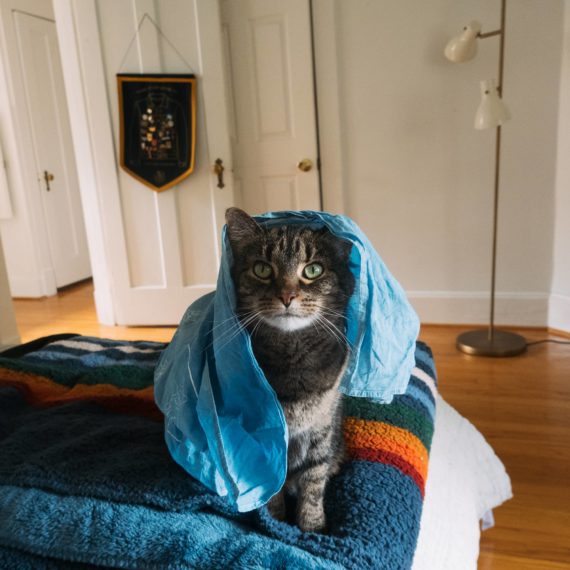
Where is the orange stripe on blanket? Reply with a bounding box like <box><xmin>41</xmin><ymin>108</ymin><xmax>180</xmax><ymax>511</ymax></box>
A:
<box><xmin>343</xmin><ymin>417</ymin><xmax>428</xmax><ymax>480</ymax></box>
<box><xmin>0</xmin><ymin>366</ymin><xmax>162</xmax><ymax>421</ymax></box>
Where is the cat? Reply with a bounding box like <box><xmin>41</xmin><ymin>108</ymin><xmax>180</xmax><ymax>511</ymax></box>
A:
<box><xmin>225</xmin><ymin>207</ymin><xmax>355</xmax><ymax>533</ymax></box>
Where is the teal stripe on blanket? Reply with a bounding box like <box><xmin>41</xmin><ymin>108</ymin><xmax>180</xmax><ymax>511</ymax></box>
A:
<box><xmin>23</xmin><ymin>349</ymin><xmax>157</xmax><ymax>368</ymax></box>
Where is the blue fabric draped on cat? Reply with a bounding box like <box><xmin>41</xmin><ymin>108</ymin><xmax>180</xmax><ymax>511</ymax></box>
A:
<box><xmin>154</xmin><ymin>211</ymin><xmax>420</xmax><ymax>513</ymax></box>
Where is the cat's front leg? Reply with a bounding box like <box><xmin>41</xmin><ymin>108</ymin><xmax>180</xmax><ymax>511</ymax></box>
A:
<box><xmin>296</xmin><ymin>461</ymin><xmax>330</xmax><ymax>532</ymax></box>
<box><xmin>293</xmin><ymin>427</ymin><xmax>334</xmax><ymax>532</ymax></box>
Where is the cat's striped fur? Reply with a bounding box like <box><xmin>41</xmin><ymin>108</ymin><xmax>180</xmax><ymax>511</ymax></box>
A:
<box><xmin>225</xmin><ymin>208</ymin><xmax>355</xmax><ymax>532</ymax></box>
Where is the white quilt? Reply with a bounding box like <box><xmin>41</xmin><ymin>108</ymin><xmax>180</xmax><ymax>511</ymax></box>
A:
<box><xmin>412</xmin><ymin>396</ymin><xmax>513</xmax><ymax>570</ymax></box>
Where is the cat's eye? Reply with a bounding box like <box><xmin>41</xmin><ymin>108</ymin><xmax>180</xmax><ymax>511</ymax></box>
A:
<box><xmin>253</xmin><ymin>261</ymin><xmax>273</xmax><ymax>279</ymax></box>
<box><xmin>303</xmin><ymin>263</ymin><xmax>324</xmax><ymax>280</ymax></box>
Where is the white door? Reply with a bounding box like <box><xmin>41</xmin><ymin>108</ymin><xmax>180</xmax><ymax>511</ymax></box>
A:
<box><xmin>221</xmin><ymin>0</ymin><xmax>321</xmax><ymax>214</ymax></box>
<box><xmin>12</xmin><ymin>3</ymin><xmax>91</xmax><ymax>288</ymax></box>
<box><xmin>54</xmin><ymin>0</ymin><xmax>235</xmax><ymax>325</ymax></box>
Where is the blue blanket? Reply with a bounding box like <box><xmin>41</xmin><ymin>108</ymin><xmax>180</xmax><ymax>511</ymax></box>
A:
<box><xmin>0</xmin><ymin>335</ymin><xmax>437</xmax><ymax>569</ymax></box>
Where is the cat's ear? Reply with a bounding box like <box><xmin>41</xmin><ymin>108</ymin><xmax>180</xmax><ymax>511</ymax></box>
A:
<box><xmin>225</xmin><ymin>208</ymin><xmax>262</xmax><ymax>246</ymax></box>
<box><xmin>339</xmin><ymin>238</ymin><xmax>353</xmax><ymax>260</ymax></box>
<box><xmin>323</xmin><ymin>229</ymin><xmax>353</xmax><ymax>261</ymax></box>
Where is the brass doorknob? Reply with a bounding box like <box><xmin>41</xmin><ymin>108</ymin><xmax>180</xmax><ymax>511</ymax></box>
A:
<box><xmin>297</xmin><ymin>158</ymin><xmax>313</xmax><ymax>172</ymax></box>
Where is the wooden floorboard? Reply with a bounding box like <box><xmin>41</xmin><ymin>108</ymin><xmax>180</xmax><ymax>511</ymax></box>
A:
<box><xmin>11</xmin><ymin>281</ymin><xmax>570</xmax><ymax>569</ymax></box>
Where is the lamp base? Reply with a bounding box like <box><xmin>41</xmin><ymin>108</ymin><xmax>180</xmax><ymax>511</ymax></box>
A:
<box><xmin>456</xmin><ymin>329</ymin><xmax>527</xmax><ymax>357</ymax></box>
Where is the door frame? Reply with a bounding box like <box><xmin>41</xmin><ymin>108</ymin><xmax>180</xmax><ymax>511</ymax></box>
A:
<box><xmin>311</xmin><ymin>0</ymin><xmax>346</xmax><ymax>214</ymax></box>
<box><xmin>52</xmin><ymin>0</ymin><xmax>120</xmax><ymax>324</ymax></box>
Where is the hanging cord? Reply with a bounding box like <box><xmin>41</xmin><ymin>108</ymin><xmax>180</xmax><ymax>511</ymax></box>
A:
<box><xmin>118</xmin><ymin>13</ymin><xmax>195</xmax><ymax>74</ymax></box>
<box><xmin>526</xmin><ymin>339</ymin><xmax>570</xmax><ymax>347</ymax></box>
<box><xmin>116</xmin><ymin>11</ymin><xmax>212</xmax><ymax>172</ymax></box>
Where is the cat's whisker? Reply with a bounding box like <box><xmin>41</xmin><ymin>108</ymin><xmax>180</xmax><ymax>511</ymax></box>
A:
<box><xmin>204</xmin><ymin>311</ymin><xmax>260</xmax><ymax>351</ymax></box>
<box><xmin>250</xmin><ymin>315</ymin><xmax>265</xmax><ymax>339</ymax></box>
<box><xmin>314</xmin><ymin>314</ymin><xmax>347</xmax><ymax>349</ymax></box>
<box><xmin>328</xmin><ymin>320</ymin><xmax>353</xmax><ymax>349</ymax></box>
<box><xmin>314</xmin><ymin>305</ymin><xmax>348</xmax><ymax>320</ymax></box>
<box><xmin>319</xmin><ymin>304</ymin><xmax>347</xmax><ymax>315</ymax></box>
<box><xmin>215</xmin><ymin>311</ymin><xmax>266</xmax><ymax>351</ymax></box>
<box><xmin>317</xmin><ymin>321</ymin><xmax>344</xmax><ymax>349</ymax></box>
<box><xmin>204</xmin><ymin>322</ymin><xmax>242</xmax><ymax>351</ymax></box>
<box><xmin>209</xmin><ymin>310</ymin><xmax>257</xmax><ymax>334</ymax></box>
<box><xmin>315</xmin><ymin>314</ymin><xmax>353</xmax><ymax>351</ymax></box>
<box><xmin>213</xmin><ymin>322</ymin><xmax>250</xmax><ymax>352</ymax></box>
<box><xmin>312</xmin><ymin>316</ymin><xmax>327</xmax><ymax>338</ymax></box>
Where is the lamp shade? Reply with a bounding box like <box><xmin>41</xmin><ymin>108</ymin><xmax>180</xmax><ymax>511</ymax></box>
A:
<box><xmin>474</xmin><ymin>79</ymin><xmax>511</xmax><ymax>130</ymax></box>
<box><xmin>444</xmin><ymin>21</ymin><xmax>482</xmax><ymax>63</ymax></box>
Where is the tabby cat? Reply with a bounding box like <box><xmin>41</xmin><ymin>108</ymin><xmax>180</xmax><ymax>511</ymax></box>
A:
<box><xmin>225</xmin><ymin>208</ymin><xmax>355</xmax><ymax>532</ymax></box>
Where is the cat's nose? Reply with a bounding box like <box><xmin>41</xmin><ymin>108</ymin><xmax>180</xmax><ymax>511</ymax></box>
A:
<box><xmin>278</xmin><ymin>291</ymin><xmax>297</xmax><ymax>308</ymax></box>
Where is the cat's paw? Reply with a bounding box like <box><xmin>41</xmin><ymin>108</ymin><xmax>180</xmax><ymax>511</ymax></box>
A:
<box><xmin>297</xmin><ymin>509</ymin><xmax>327</xmax><ymax>533</ymax></box>
<box><xmin>267</xmin><ymin>492</ymin><xmax>286</xmax><ymax>522</ymax></box>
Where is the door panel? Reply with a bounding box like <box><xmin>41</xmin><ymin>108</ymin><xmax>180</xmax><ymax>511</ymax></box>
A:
<box><xmin>221</xmin><ymin>0</ymin><xmax>321</xmax><ymax>214</ymax></box>
<box><xmin>13</xmin><ymin>9</ymin><xmax>91</xmax><ymax>288</ymax></box>
<box><xmin>251</xmin><ymin>16</ymin><xmax>292</xmax><ymax>138</ymax></box>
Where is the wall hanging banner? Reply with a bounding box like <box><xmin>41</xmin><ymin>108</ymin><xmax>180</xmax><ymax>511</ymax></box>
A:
<box><xmin>117</xmin><ymin>74</ymin><xmax>196</xmax><ymax>192</ymax></box>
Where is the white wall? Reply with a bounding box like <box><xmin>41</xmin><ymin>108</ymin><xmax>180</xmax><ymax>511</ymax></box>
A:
<box><xmin>0</xmin><ymin>233</ymin><xmax>19</xmax><ymax>348</ymax></box>
<box><xmin>550</xmin><ymin>1</ymin><xmax>570</xmax><ymax>333</ymax></box>
<box><xmin>318</xmin><ymin>0</ymin><xmax>564</xmax><ymax>326</ymax></box>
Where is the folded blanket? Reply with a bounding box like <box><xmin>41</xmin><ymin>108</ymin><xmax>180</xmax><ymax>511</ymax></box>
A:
<box><xmin>0</xmin><ymin>335</ymin><xmax>437</xmax><ymax>570</ymax></box>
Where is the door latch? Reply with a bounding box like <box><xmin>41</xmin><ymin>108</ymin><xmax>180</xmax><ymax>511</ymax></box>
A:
<box><xmin>213</xmin><ymin>159</ymin><xmax>225</xmax><ymax>189</ymax></box>
<box><xmin>43</xmin><ymin>170</ymin><xmax>54</xmax><ymax>192</ymax></box>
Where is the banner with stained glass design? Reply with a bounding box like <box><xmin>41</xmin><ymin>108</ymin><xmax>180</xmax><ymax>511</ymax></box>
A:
<box><xmin>117</xmin><ymin>74</ymin><xmax>196</xmax><ymax>192</ymax></box>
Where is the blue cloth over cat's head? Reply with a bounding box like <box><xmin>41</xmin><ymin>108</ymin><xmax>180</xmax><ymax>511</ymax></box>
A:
<box><xmin>154</xmin><ymin>211</ymin><xmax>420</xmax><ymax>513</ymax></box>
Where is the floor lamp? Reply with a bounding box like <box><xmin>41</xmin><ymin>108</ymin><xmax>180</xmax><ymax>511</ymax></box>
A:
<box><xmin>444</xmin><ymin>0</ymin><xmax>527</xmax><ymax>357</ymax></box>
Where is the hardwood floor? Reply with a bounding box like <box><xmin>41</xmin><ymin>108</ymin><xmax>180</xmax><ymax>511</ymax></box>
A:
<box><xmin>12</xmin><ymin>280</ymin><xmax>175</xmax><ymax>343</ymax></box>
<box><xmin>11</xmin><ymin>281</ymin><xmax>570</xmax><ymax>569</ymax></box>
<box><xmin>422</xmin><ymin>325</ymin><xmax>570</xmax><ymax>569</ymax></box>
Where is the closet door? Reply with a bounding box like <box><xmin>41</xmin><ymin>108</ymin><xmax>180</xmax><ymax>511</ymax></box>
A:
<box><xmin>5</xmin><ymin>0</ymin><xmax>91</xmax><ymax>289</ymax></box>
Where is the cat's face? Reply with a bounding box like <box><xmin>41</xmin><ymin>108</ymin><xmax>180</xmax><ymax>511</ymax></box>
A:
<box><xmin>226</xmin><ymin>208</ymin><xmax>354</xmax><ymax>333</ymax></box>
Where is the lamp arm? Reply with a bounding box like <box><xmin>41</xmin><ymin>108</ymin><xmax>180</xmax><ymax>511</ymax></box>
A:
<box><xmin>478</xmin><ymin>29</ymin><xmax>502</xmax><ymax>39</ymax></box>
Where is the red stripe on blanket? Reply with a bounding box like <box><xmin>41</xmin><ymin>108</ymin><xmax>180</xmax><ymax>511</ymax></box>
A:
<box><xmin>348</xmin><ymin>447</ymin><xmax>425</xmax><ymax>497</ymax></box>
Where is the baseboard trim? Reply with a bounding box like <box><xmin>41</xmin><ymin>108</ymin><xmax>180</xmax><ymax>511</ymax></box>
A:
<box><xmin>548</xmin><ymin>294</ymin><xmax>570</xmax><ymax>334</ymax></box>
<box><xmin>408</xmin><ymin>291</ymin><xmax>570</xmax><ymax>334</ymax></box>
<box><xmin>0</xmin><ymin>333</ymin><xmax>21</xmax><ymax>350</ymax></box>
<box><xmin>93</xmin><ymin>282</ymin><xmax>115</xmax><ymax>326</ymax></box>
<box><xmin>547</xmin><ymin>327</ymin><xmax>570</xmax><ymax>339</ymax></box>
<box><xmin>8</xmin><ymin>276</ymin><xmax>48</xmax><ymax>298</ymax></box>
<box><xmin>408</xmin><ymin>291</ymin><xmax>549</xmax><ymax>327</ymax></box>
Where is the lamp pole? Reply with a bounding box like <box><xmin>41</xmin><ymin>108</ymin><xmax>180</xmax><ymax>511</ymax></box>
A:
<box><xmin>455</xmin><ymin>0</ymin><xmax>527</xmax><ymax>356</ymax></box>
<box><xmin>488</xmin><ymin>0</ymin><xmax>506</xmax><ymax>341</ymax></box>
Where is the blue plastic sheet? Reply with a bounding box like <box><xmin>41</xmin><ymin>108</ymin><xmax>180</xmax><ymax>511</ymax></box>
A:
<box><xmin>154</xmin><ymin>211</ymin><xmax>419</xmax><ymax>512</ymax></box>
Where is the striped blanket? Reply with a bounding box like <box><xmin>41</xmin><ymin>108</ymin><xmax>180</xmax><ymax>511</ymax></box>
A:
<box><xmin>0</xmin><ymin>334</ymin><xmax>437</xmax><ymax>569</ymax></box>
